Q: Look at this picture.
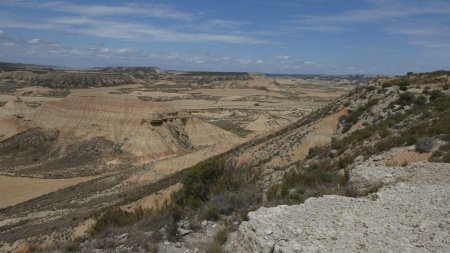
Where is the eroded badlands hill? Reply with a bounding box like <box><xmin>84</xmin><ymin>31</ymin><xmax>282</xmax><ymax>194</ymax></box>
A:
<box><xmin>0</xmin><ymin>95</ymin><xmax>241</xmax><ymax>172</ymax></box>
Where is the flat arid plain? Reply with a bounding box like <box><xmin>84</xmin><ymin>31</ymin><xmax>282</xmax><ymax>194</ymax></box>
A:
<box><xmin>0</xmin><ymin>63</ymin><xmax>360</xmax><ymax>251</ymax></box>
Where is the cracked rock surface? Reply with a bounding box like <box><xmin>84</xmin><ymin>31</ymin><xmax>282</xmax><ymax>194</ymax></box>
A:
<box><xmin>225</xmin><ymin>162</ymin><xmax>450</xmax><ymax>252</ymax></box>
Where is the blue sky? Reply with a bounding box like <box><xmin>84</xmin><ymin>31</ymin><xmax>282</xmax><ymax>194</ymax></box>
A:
<box><xmin>0</xmin><ymin>0</ymin><xmax>449</xmax><ymax>74</ymax></box>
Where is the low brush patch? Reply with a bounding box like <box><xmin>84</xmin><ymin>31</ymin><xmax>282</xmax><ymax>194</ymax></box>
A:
<box><xmin>267</xmin><ymin>158</ymin><xmax>352</xmax><ymax>204</ymax></box>
<box><xmin>81</xmin><ymin>159</ymin><xmax>262</xmax><ymax>250</ymax></box>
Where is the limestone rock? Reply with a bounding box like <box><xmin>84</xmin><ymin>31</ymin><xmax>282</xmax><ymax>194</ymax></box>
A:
<box><xmin>225</xmin><ymin>163</ymin><xmax>450</xmax><ymax>253</ymax></box>
<box><xmin>349</xmin><ymin>163</ymin><xmax>411</xmax><ymax>195</ymax></box>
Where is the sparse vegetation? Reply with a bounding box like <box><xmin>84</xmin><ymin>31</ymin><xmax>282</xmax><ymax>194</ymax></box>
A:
<box><xmin>205</xmin><ymin>226</ymin><xmax>233</xmax><ymax>252</ymax></box>
<box><xmin>272</xmin><ymin>86</ymin><xmax>450</xmax><ymax>206</ymax></box>
<box><xmin>81</xmin><ymin>159</ymin><xmax>262</xmax><ymax>250</ymax></box>
<box><xmin>429</xmin><ymin>143</ymin><xmax>450</xmax><ymax>163</ymax></box>
<box><xmin>382</xmin><ymin>77</ymin><xmax>410</xmax><ymax>88</ymax></box>
<box><xmin>340</xmin><ymin>98</ymin><xmax>379</xmax><ymax>132</ymax></box>
<box><xmin>173</xmin><ymin>159</ymin><xmax>262</xmax><ymax>214</ymax></box>
<box><xmin>266</xmin><ymin>158</ymin><xmax>349</xmax><ymax>203</ymax></box>
<box><xmin>89</xmin><ymin>207</ymin><xmax>149</xmax><ymax>236</ymax></box>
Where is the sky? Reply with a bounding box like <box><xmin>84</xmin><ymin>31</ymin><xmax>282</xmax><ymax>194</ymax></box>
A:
<box><xmin>0</xmin><ymin>0</ymin><xmax>449</xmax><ymax>74</ymax></box>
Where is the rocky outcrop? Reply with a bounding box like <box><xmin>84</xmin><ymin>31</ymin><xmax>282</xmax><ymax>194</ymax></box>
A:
<box><xmin>349</xmin><ymin>163</ymin><xmax>410</xmax><ymax>195</ymax></box>
<box><xmin>0</xmin><ymin>70</ymin><xmax>136</xmax><ymax>88</ymax></box>
<box><xmin>225</xmin><ymin>162</ymin><xmax>450</xmax><ymax>252</ymax></box>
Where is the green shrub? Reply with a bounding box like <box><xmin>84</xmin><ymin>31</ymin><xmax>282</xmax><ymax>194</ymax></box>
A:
<box><xmin>174</xmin><ymin>159</ymin><xmax>226</xmax><ymax>207</ymax></box>
<box><xmin>416</xmin><ymin>137</ymin><xmax>434</xmax><ymax>153</ymax></box>
<box><xmin>398</xmin><ymin>92</ymin><xmax>415</xmax><ymax>105</ymax></box>
<box><xmin>378</xmin><ymin>125</ymin><xmax>391</xmax><ymax>138</ymax></box>
<box><xmin>213</xmin><ymin>227</ymin><xmax>232</xmax><ymax>245</ymax></box>
<box><xmin>414</xmin><ymin>95</ymin><xmax>427</xmax><ymax>108</ymax></box>
<box><xmin>382</xmin><ymin>77</ymin><xmax>410</xmax><ymax>88</ymax></box>
<box><xmin>266</xmin><ymin>183</ymin><xmax>280</xmax><ymax>201</ymax></box>
<box><xmin>267</xmin><ymin>159</ymin><xmax>338</xmax><ymax>201</ymax></box>
<box><xmin>173</xmin><ymin>159</ymin><xmax>261</xmax><ymax>210</ymax></box>
<box><xmin>307</xmin><ymin>146</ymin><xmax>322</xmax><ymax>159</ymax></box>
<box><xmin>443</xmin><ymin>152</ymin><xmax>450</xmax><ymax>163</ymax></box>
<box><xmin>432</xmin><ymin>96</ymin><xmax>450</xmax><ymax>112</ymax></box>
<box><xmin>376</xmin><ymin>136</ymin><xmax>406</xmax><ymax>152</ymax></box>
<box><xmin>439</xmin><ymin>143</ymin><xmax>450</xmax><ymax>151</ymax></box>
<box><xmin>166</xmin><ymin>217</ymin><xmax>178</xmax><ymax>242</ymax></box>
<box><xmin>89</xmin><ymin>207</ymin><xmax>149</xmax><ymax>236</ymax></box>
<box><xmin>64</xmin><ymin>241</ymin><xmax>81</xmax><ymax>252</ymax></box>
<box><xmin>202</xmin><ymin>206</ymin><xmax>220</xmax><ymax>222</ymax></box>
<box><xmin>206</xmin><ymin>242</ymin><xmax>225</xmax><ymax>253</ymax></box>
<box><xmin>429</xmin><ymin>90</ymin><xmax>444</xmax><ymax>100</ymax></box>
<box><xmin>338</xmin><ymin>155</ymin><xmax>354</xmax><ymax>169</ymax></box>
<box><xmin>340</xmin><ymin>99</ymin><xmax>378</xmax><ymax>127</ymax></box>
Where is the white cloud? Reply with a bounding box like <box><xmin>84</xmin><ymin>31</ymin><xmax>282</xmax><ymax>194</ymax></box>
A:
<box><xmin>3</xmin><ymin>42</ymin><xmax>16</xmax><ymax>47</ymax></box>
<box><xmin>0</xmin><ymin>10</ymin><xmax>269</xmax><ymax>44</ymax></box>
<box><xmin>276</xmin><ymin>55</ymin><xmax>290</xmax><ymax>60</ymax></box>
<box><xmin>189</xmin><ymin>57</ymin><xmax>206</xmax><ymax>64</ymax></box>
<box><xmin>2</xmin><ymin>1</ymin><xmax>194</xmax><ymax>21</ymax></box>
<box><xmin>386</xmin><ymin>25</ymin><xmax>450</xmax><ymax>36</ymax></box>
<box><xmin>117</xmin><ymin>48</ymin><xmax>133</xmax><ymax>54</ymax></box>
<box><xmin>47</xmin><ymin>17</ymin><xmax>269</xmax><ymax>44</ymax></box>
<box><xmin>297</xmin><ymin>5</ymin><xmax>450</xmax><ymax>25</ymax></box>
<box><xmin>0</xmin><ymin>30</ymin><xmax>4</xmax><ymax>36</ymax></box>
<box><xmin>284</xmin><ymin>1</ymin><xmax>450</xmax><ymax>34</ymax></box>
<box><xmin>28</xmin><ymin>38</ymin><xmax>41</xmax><ymax>44</ymax></box>
<box><xmin>237</xmin><ymin>59</ymin><xmax>252</xmax><ymax>65</ymax></box>
<box><xmin>208</xmin><ymin>19</ymin><xmax>249</xmax><ymax>28</ymax></box>
<box><xmin>411</xmin><ymin>40</ymin><xmax>450</xmax><ymax>50</ymax></box>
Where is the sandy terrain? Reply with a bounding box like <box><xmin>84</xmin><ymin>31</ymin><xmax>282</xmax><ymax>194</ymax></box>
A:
<box><xmin>124</xmin><ymin>137</ymin><xmax>246</xmax><ymax>186</ymax></box>
<box><xmin>185</xmin><ymin>88</ymin><xmax>285</xmax><ymax>98</ymax></box>
<box><xmin>69</xmin><ymin>84</ymin><xmax>143</xmax><ymax>99</ymax></box>
<box><xmin>130</xmin><ymin>90</ymin><xmax>192</xmax><ymax>99</ymax></box>
<box><xmin>236</xmin><ymin>108</ymin><xmax>348</xmax><ymax>172</ymax></box>
<box><xmin>290</xmin><ymin>109</ymin><xmax>347</xmax><ymax>160</ymax></box>
<box><xmin>246</xmin><ymin>114</ymin><xmax>291</xmax><ymax>132</ymax></box>
<box><xmin>121</xmin><ymin>183</ymin><xmax>182</xmax><ymax>212</ymax></box>
<box><xmin>383</xmin><ymin>147</ymin><xmax>432</xmax><ymax>166</ymax></box>
<box><xmin>0</xmin><ymin>175</ymin><xmax>96</xmax><ymax>208</ymax></box>
<box><xmin>72</xmin><ymin>218</ymin><xmax>96</xmax><ymax>239</ymax></box>
<box><xmin>264</xmin><ymin>108</ymin><xmax>348</xmax><ymax>170</ymax></box>
<box><xmin>15</xmin><ymin>86</ymin><xmax>58</xmax><ymax>96</ymax></box>
<box><xmin>166</xmin><ymin>99</ymin><xmax>322</xmax><ymax>111</ymax></box>
<box><xmin>0</xmin><ymin>97</ymin><xmax>35</xmax><ymax>140</ymax></box>
<box><xmin>0</xmin><ymin>94</ymin><xmax>62</xmax><ymax>103</ymax></box>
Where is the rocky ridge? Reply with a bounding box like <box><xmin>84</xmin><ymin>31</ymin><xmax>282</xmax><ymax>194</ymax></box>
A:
<box><xmin>225</xmin><ymin>162</ymin><xmax>450</xmax><ymax>252</ymax></box>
